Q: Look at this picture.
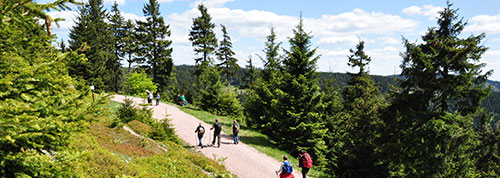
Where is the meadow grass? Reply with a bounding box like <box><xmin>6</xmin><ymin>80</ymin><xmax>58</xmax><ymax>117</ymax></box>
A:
<box><xmin>177</xmin><ymin>105</ymin><xmax>324</xmax><ymax>177</ymax></box>
<box><xmin>64</xmin><ymin>96</ymin><xmax>233</xmax><ymax>177</ymax></box>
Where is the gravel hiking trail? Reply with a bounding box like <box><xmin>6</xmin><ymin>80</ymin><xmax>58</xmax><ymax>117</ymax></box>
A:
<box><xmin>111</xmin><ymin>95</ymin><xmax>300</xmax><ymax>178</ymax></box>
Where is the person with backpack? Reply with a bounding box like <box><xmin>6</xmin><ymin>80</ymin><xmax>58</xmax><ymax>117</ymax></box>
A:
<box><xmin>146</xmin><ymin>90</ymin><xmax>153</xmax><ymax>106</ymax></box>
<box><xmin>181</xmin><ymin>94</ymin><xmax>188</xmax><ymax>106</ymax></box>
<box><xmin>210</xmin><ymin>119</ymin><xmax>222</xmax><ymax>147</ymax></box>
<box><xmin>194</xmin><ymin>123</ymin><xmax>205</xmax><ymax>148</ymax></box>
<box><xmin>276</xmin><ymin>155</ymin><xmax>294</xmax><ymax>178</ymax></box>
<box><xmin>232</xmin><ymin>120</ymin><xmax>239</xmax><ymax>144</ymax></box>
<box><xmin>297</xmin><ymin>150</ymin><xmax>313</xmax><ymax>178</ymax></box>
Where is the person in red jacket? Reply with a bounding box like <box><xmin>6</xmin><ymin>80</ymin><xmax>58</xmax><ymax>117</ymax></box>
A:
<box><xmin>297</xmin><ymin>150</ymin><xmax>313</xmax><ymax>178</ymax></box>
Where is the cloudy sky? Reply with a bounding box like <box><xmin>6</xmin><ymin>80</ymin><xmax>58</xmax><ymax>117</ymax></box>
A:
<box><xmin>44</xmin><ymin>0</ymin><xmax>500</xmax><ymax>81</ymax></box>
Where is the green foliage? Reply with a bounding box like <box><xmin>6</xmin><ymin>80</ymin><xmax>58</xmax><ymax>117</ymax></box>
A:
<box><xmin>335</xmin><ymin>41</ymin><xmax>388</xmax><ymax>177</ymax></box>
<box><xmin>189</xmin><ymin>4</ymin><xmax>218</xmax><ymax>76</ymax></box>
<box><xmin>382</xmin><ymin>3</ymin><xmax>492</xmax><ymax>177</ymax></box>
<box><xmin>136</xmin><ymin>0</ymin><xmax>174</xmax><ymax>92</ymax></box>
<box><xmin>0</xmin><ymin>0</ymin><xmax>104</xmax><ymax>176</ymax></box>
<box><xmin>107</xmin><ymin>1</ymin><xmax>125</xmax><ymax>93</ymax></box>
<box><xmin>216</xmin><ymin>24</ymin><xmax>240</xmax><ymax>82</ymax></box>
<box><xmin>198</xmin><ymin>67</ymin><xmax>244</xmax><ymax>117</ymax></box>
<box><xmin>126</xmin><ymin>71</ymin><xmax>157</xmax><ymax>96</ymax></box>
<box><xmin>68</xmin><ymin>0</ymin><xmax>117</xmax><ymax>92</ymax></box>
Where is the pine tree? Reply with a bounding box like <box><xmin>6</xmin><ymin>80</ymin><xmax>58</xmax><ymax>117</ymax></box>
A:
<box><xmin>136</xmin><ymin>0</ymin><xmax>174</xmax><ymax>92</ymax></box>
<box><xmin>198</xmin><ymin>67</ymin><xmax>243</xmax><ymax>117</ymax></box>
<box><xmin>383</xmin><ymin>3</ymin><xmax>491</xmax><ymax>176</ymax></box>
<box><xmin>189</xmin><ymin>4</ymin><xmax>218</xmax><ymax>76</ymax></box>
<box><xmin>276</xmin><ymin>16</ymin><xmax>327</xmax><ymax>168</ymax></box>
<box><xmin>243</xmin><ymin>55</ymin><xmax>258</xmax><ymax>89</ymax></box>
<box><xmin>108</xmin><ymin>1</ymin><xmax>125</xmax><ymax>92</ymax></box>
<box><xmin>123</xmin><ymin>19</ymin><xmax>139</xmax><ymax>71</ymax></box>
<box><xmin>1</xmin><ymin>0</ymin><xmax>101</xmax><ymax>176</ymax></box>
<box><xmin>216</xmin><ymin>24</ymin><xmax>239</xmax><ymax>83</ymax></box>
<box><xmin>245</xmin><ymin>27</ymin><xmax>283</xmax><ymax>131</ymax></box>
<box><xmin>337</xmin><ymin>41</ymin><xmax>387</xmax><ymax>177</ymax></box>
<box><xmin>68</xmin><ymin>0</ymin><xmax>115</xmax><ymax>91</ymax></box>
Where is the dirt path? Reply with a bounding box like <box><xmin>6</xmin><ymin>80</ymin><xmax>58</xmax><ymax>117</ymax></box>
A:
<box><xmin>111</xmin><ymin>95</ymin><xmax>300</xmax><ymax>178</ymax></box>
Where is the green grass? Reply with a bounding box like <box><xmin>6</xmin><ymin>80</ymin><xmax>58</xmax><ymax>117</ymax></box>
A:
<box><xmin>62</xmin><ymin>97</ymin><xmax>234</xmax><ymax>177</ymax></box>
<box><xmin>178</xmin><ymin>105</ymin><xmax>324</xmax><ymax>177</ymax></box>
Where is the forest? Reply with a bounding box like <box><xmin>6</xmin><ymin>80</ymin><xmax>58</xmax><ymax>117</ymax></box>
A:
<box><xmin>2</xmin><ymin>0</ymin><xmax>500</xmax><ymax>177</ymax></box>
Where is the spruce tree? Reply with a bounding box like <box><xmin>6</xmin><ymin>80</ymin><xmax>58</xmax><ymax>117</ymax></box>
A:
<box><xmin>108</xmin><ymin>1</ymin><xmax>125</xmax><ymax>92</ymax></box>
<box><xmin>0</xmin><ymin>0</ymin><xmax>100</xmax><ymax>176</ymax></box>
<box><xmin>276</xmin><ymin>16</ymin><xmax>327</xmax><ymax>168</ymax></box>
<box><xmin>136</xmin><ymin>0</ymin><xmax>174</xmax><ymax>91</ymax></box>
<box><xmin>383</xmin><ymin>3</ymin><xmax>491</xmax><ymax>176</ymax></box>
<box><xmin>68</xmin><ymin>0</ymin><xmax>115</xmax><ymax>91</ymax></box>
<box><xmin>245</xmin><ymin>27</ymin><xmax>283</xmax><ymax>131</ymax></box>
<box><xmin>189</xmin><ymin>4</ymin><xmax>218</xmax><ymax>76</ymax></box>
<box><xmin>337</xmin><ymin>41</ymin><xmax>387</xmax><ymax>177</ymax></box>
<box><xmin>216</xmin><ymin>24</ymin><xmax>239</xmax><ymax>83</ymax></box>
<box><xmin>123</xmin><ymin>19</ymin><xmax>139</xmax><ymax>71</ymax></box>
<box><xmin>198</xmin><ymin>67</ymin><xmax>243</xmax><ymax>117</ymax></box>
<box><xmin>243</xmin><ymin>55</ymin><xmax>258</xmax><ymax>89</ymax></box>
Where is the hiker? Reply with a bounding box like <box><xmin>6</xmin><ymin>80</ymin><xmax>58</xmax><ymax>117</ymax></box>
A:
<box><xmin>156</xmin><ymin>92</ymin><xmax>160</xmax><ymax>106</ymax></box>
<box><xmin>194</xmin><ymin>123</ymin><xmax>205</xmax><ymax>148</ymax></box>
<box><xmin>275</xmin><ymin>155</ymin><xmax>294</xmax><ymax>178</ymax></box>
<box><xmin>210</xmin><ymin>119</ymin><xmax>222</xmax><ymax>147</ymax></box>
<box><xmin>232</xmin><ymin>120</ymin><xmax>239</xmax><ymax>144</ymax></box>
<box><xmin>181</xmin><ymin>94</ymin><xmax>188</xmax><ymax>106</ymax></box>
<box><xmin>146</xmin><ymin>90</ymin><xmax>153</xmax><ymax>105</ymax></box>
<box><xmin>297</xmin><ymin>150</ymin><xmax>313</xmax><ymax>178</ymax></box>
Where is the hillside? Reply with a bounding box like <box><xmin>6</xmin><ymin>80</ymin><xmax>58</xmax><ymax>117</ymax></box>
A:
<box><xmin>173</xmin><ymin>64</ymin><xmax>500</xmax><ymax>115</ymax></box>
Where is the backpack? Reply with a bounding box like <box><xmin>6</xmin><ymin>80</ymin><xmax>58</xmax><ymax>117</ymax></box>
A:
<box><xmin>198</xmin><ymin>126</ymin><xmax>205</xmax><ymax>134</ymax></box>
<box><xmin>301</xmin><ymin>153</ymin><xmax>313</xmax><ymax>168</ymax></box>
<box><xmin>283</xmin><ymin>161</ymin><xmax>293</xmax><ymax>174</ymax></box>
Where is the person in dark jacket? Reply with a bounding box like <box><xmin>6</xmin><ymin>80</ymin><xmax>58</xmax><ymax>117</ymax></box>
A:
<box><xmin>194</xmin><ymin>123</ymin><xmax>205</xmax><ymax>148</ymax></box>
<box><xmin>232</xmin><ymin>120</ymin><xmax>240</xmax><ymax>144</ymax></box>
<box><xmin>210</xmin><ymin>119</ymin><xmax>222</xmax><ymax>147</ymax></box>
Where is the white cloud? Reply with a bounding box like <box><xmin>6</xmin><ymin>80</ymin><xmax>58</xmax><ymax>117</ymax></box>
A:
<box><xmin>122</xmin><ymin>12</ymin><xmax>145</xmax><ymax>21</ymax></box>
<box><xmin>482</xmin><ymin>50</ymin><xmax>500</xmax><ymax>81</ymax></box>
<box><xmin>103</xmin><ymin>0</ymin><xmax>126</xmax><ymax>5</ymax></box>
<box><xmin>193</xmin><ymin>0</ymin><xmax>234</xmax><ymax>8</ymax></box>
<box><xmin>466</xmin><ymin>14</ymin><xmax>500</xmax><ymax>34</ymax></box>
<box><xmin>47</xmin><ymin>10</ymin><xmax>79</xmax><ymax>32</ymax></box>
<box><xmin>402</xmin><ymin>5</ymin><xmax>442</xmax><ymax>20</ymax></box>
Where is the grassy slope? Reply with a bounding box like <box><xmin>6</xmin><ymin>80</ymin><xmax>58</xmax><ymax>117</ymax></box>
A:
<box><xmin>63</xmin><ymin>99</ymin><xmax>233</xmax><ymax>178</ymax></box>
<box><xmin>177</xmin><ymin>105</ymin><xmax>324</xmax><ymax>177</ymax></box>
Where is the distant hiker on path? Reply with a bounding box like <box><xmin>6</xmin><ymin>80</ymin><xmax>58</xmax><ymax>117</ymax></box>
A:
<box><xmin>297</xmin><ymin>150</ymin><xmax>313</xmax><ymax>178</ymax></box>
<box><xmin>232</xmin><ymin>120</ymin><xmax>240</xmax><ymax>144</ymax></box>
<box><xmin>276</xmin><ymin>155</ymin><xmax>294</xmax><ymax>178</ymax></box>
<box><xmin>210</xmin><ymin>119</ymin><xmax>222</xmax><ymax>147</ymax></box>
<box><xmin>195</xmin><ymin>123</ymin><xmax>205</xmax><ymax>148</ymax></box>
<box><xmin>156</xmin><ymin>92</ymin><xmax>160</xmax><ymax>106</ymax></box>
<box><xmin>146</xmin><ymin>90</ymin><xmax>153</xmax><ymax>106</ymax></box>
<box><xmin>181</xmin><ymin>94</ymin><xmax>188</xmax><ymax>106</ymax></box>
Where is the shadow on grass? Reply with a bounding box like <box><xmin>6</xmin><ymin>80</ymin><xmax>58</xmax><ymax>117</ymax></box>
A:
<box><xmin>239</xmin><ymin>135</ymin><xmax>277</xmax><ymax>148</ymax></box>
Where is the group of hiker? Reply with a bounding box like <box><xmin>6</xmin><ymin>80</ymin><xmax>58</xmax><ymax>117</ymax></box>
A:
<box><xmin>195</xmin><ymin>118</ymin><xmax>312</xmax><ymax>178</ymax></box>
<box><xmin>145</xmin><ymin>90</ymin><xmax>160</xmax><ymax>106</ymax></box>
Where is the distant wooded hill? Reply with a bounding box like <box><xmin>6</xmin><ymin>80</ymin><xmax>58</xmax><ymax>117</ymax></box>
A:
<box><xmin>174</xmin><ymin>65</ymin><xmax>500</xmax><ymax>116</ymax></box>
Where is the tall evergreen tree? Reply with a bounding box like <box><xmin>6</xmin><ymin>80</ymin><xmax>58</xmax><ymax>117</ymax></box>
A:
<box><xmin>123</xmin><ymin>19</ymin><xmax>139</xmax><ymax>71</ymax></box>
<box><xmin>136</xmin><ymin>0</ymin><xmax>174</xmax><ymax>91</ymax></box>
<box><xmin>189</xmin><ymin>4</ymin><xmax>218</xmax><ymax>76</ymax></box>
<box><xmin>68</xmin><ymin>0</ymin><xmax>115</xmax><ymax>91</ymax></box>
<box><xmin>337</xmin><ymin>41</ymin><xmax>387</xmax><ymax>177</ymax></box>
<box><xmin>216</xmin><ymin>24</ymin><xmax>239</xmax><ymax>83</ymax></box>
<box><xmin>108</xmin><ymin>1</ymin><xmax>125</xmax><ymax>92</ymax></box>
<box><xmin>243</xmin><ymin>55</ymin><xmax>258</xmax><ymax>89</ymax></box>
<box><xmin>276</xmin><ymin>16</ymin><xmax>327</xmax><ymax>168</ymax></box>
<box><xmin>245</xmin><ymin>27</ymin><xmax>283</xmax><ymax>131</ymax></box>
<box><xmin>383</xmin><ymin>3</ymin><xmax>491</xmax><ymax>177</ymax></box>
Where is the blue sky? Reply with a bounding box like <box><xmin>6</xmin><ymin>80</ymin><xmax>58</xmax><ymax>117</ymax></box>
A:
<box><xmin>45</xmin><ymin>0</ymin><xmax>500</xmax><ymax>80</ymax></box>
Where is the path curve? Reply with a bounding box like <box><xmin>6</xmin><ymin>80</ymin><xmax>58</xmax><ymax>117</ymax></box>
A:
<box><xmin>111</xmin><ymin>95</ymin><xmax>299</xmax><ymax>178</ymax></box>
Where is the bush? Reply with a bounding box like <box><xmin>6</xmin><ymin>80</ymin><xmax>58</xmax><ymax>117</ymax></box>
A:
<box><xmin>126</xmin><ymin>71</ymin><xmax>157</xmax><ymax>97</ymax></box>
<box><xmin>116</xmin><ymin>99</ymin><xmax>153</xmax><ymax>125</ymax></box>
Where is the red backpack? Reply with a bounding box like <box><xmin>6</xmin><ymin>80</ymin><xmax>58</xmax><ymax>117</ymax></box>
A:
<box><xmin>301</xmin><ymin>153</ymin><xmax>313</xmax><ymax>168</ymax></box>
